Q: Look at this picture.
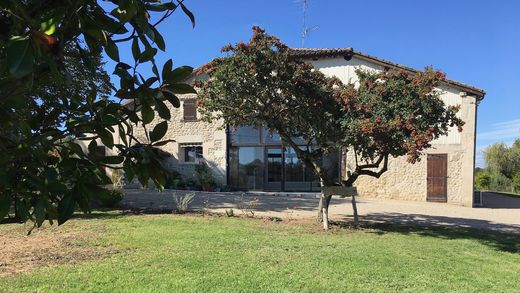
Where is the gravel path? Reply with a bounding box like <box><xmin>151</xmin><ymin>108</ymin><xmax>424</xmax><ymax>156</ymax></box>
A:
<box><xmin>120</xmin><ymin>189</ymin><xmax>520</xmax><ymax>234</ymax></box>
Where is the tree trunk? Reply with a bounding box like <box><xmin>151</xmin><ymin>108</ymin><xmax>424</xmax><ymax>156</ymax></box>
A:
<box><xmin>322</xmin><ymin>194</ymin><xmax>332</xmax><ymax>230</ymax></box>
<box><xmin>351</xmin><ymin>194</ymin><xmax>359</xmax><ymax>228</ymax></box>
<box><xmin>317</xmin><ymin>196</ymin><xmax>323</xmax><ymax>222</ymax></box>
<box><xmin>344</xmin><ymin>180</ymin><xmax>360</xmax><ymax>229</ymax></box>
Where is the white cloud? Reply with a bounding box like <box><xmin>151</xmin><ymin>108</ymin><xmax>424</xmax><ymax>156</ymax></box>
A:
<box><xmin>478</xmin><ymin>119</ymin><xmax>520</xmax><ymax>141</ymax></box>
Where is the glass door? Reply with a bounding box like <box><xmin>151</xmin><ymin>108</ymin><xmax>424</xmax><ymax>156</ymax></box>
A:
<box><xmin>265</xmin><ymin>147</ymin><xmax>283</xmax><ymax>190</ymax></box>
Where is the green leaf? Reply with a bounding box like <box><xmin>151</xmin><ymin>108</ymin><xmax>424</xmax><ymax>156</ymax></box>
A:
<box><xmin>149</xmin><ymin>121</ymin><xmax>168</xmax><ymax>143</ymax></box>
<box><xmin>166</xmin><ymin>66</ymin><xmax>193</xmax><ymax>83</ymax></box>
<box><xmin>162</xmin><ymin>90</ymin><xmax>180</xmax><ymax>108</ymax></box>
<box><xmin>139</xmin><ymin>47</ymin><xmax>157</xmax><ymax>62</ymax></box>
<box><xmin>88</xmin><ymin>139</ymin><xmax>98</xmax><ymax>155</ymax></box>
<box><xmin>180</xmin><ymin>2</ymin><xmax>195</xmax><ymax>28</ymax></box>
<box><xmin>151</xmin><ymin>26</ymin><xmax>165</xmax><ymax>51</ymax></box>
<box><xmin>57</xmin><ymin>193</ymin><xmax>76</xmax><ymax>225</ymax></box>
<box><xmin>143</xmin><ymin>25</ymin><xmax>155</xmax><ymax>42</ymax></box>
<box><xmin>7</xmin><ymin>36</ymin><xmax>34</xmax><ymax>78</ymax></box>
<box><xmin>40</xmin><ymin>18</ymin><xmax>57</xmax><ymax>35</ymax></box>
<box><xmin>131</xmin><ymin>37</ymin><xmax>140</xmax><ymax>61</ymax></box>
<box><xmin>34</xmin><ymin>198</ymin><xmax>46</xmax><ymax>227</ymax></box>
<box><xmin>169</xmin><ymin>83</ymin><xmax>196</xmax><ymax>94</ymax></box>
<box><xmin>155</xmin><ymin>99</ymin><xmax>171</xmax><ymax>120</ymax></box>
<box><xmin>101</xmin><ymin>156</ymin><xmax>125</xmax><ymax>164</ymax></box>
<box><xmin>99</xmin><ymin>128</ymin><xmax>114</xmax><ymax>148</ymax></box>
<box><xmin>145</xmin><ymin>2</ymin><xmax>177</xmax><ymax>11</ymax></box>
<box><xmin>119</xmin><ymin>124</ymin><xmax>128</xmax><ymax>146</ymax></box>
<box><xmin>141</xmin><ymin>104</ymin><xmax>155</xmax><ymax>124</ymax></box>
<box><xmin>162</xmin><ymin>59</ymin><xmax>173</xmax><ymax>82</ymax></box>
<box><xmin>0</xmin><ymin>194</ymin><xmax>11</xmax><ymax>220</ymax></box>
<box><xmin>105</xmin><ymin>38</ymin><xmax>120</xmax><ymax>62</ymax></box>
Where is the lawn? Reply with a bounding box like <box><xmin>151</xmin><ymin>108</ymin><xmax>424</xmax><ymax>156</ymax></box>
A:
<box><xmin>1</xmin><ymin>213</ymin><xmax>519</xmax><ymax>292</ymax></box>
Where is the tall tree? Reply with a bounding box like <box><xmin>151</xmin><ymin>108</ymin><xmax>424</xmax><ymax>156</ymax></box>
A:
<box><xmin>484</xmin><ymin>140</ymin><xmax>520</xmax><ymax>191</ymax></box>
<box><xmin>197</xmin><ymin>27</ymin><xmax>464</xmax><ymax>229</ymax></box>
<box><xmin>0</xmin><ymin>0</ymin><xmax>196</xmax><ymax>228</ymax></box>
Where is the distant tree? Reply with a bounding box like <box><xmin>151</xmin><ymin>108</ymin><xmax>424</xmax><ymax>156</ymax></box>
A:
<box><xmin>0</xmin><ymin>0</ymin><xmax>196</xmax><ymax>228</ymax></box>
<box><xmin>475</xmin><ymin>171</ymin><xmax>491</xmax><ymax>191</ymax></box>
<box><xmin>197</xmin><ymin>27</ymin><xmax>464</xmax><ymax>229</ymax></box>
<box><xmin>484</xmin><ymin>140</ymin><xmax>520</xmax><ymax>192</ymax></box>
<box><xmin>512</xmin><ymin>172</ymin><xmax>520</xmax><ymax>194</ymax></box>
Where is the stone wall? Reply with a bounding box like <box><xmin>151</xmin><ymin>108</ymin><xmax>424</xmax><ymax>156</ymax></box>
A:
<box><xmin>131</xmin><ymin>94</ymin><xmax>227</xmax><ymax>184</ymax></box>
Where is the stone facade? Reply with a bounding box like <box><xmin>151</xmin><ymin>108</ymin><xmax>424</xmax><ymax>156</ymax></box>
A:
<box><xmin>115</xmin><ymin>51</ymin><xmax>482</xmax><ymax>206</ymax></box>
<box><xmin>131</xmin><ymin>94</ymin><xmax>227</xmax><ymax>184</ymax></box>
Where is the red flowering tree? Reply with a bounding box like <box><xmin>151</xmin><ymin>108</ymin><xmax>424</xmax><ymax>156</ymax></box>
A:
<box><xmin>197</xmin><ymin>27</ymin><xmax>464</xmax><ymax>229</ymax></box>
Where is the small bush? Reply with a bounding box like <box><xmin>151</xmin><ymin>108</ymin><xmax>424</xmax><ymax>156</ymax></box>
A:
<box><xmin>195</xmin><ymin>162</ymin><xmax>217</xmax><ymax>191</ymax></box>
<box><xmin>98</xmin><ymin>189</ymin><xmax>124</xmax><ymax>208</ymax></box>
<box><xmin>269</xmin><ymin>216</ymin><xmax>282</xmax><ymax>222</ymax></box>
<box><xmin>164</xmin><ymin>171</ymin><xmax>183</xmax><ymax>189</ymax></box>
<box><xmin>174</xmin><ymin>192</ymin><xmax>196</xmax><ymax>214</ymax></box>
<box><xmin>475</xmin><ymin>171</ymin><xmax>491</xmax><ymax>190</ymax></box>
<box><xmin>225</xmin><ymin>208</ymin><xmax>234</xmax><ymax>217</ymax></box>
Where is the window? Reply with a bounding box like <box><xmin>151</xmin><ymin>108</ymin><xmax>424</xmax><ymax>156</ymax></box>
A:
<box><xmin>180</xmin><ymin>143</ymin><xmax>203</xmax><ymax>163</ymax></box>
<box><xmin>183</xmin><ymin>99</ymin><xmax>197</xmax><ymax>121</ymax></box>
<box><xmin>231</xmin><ymin>126</ymin><xmax>261</xmax><ymax>144</ymax></box>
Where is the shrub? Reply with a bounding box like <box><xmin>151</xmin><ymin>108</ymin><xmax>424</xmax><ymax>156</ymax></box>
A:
<box><xmin>195</xmin><ymin>163</ymin><xmax>217</xmax><ymax>191</ymax></box>
<box><xmin>164</xmin><ymin>171</ymin><xmax>183</xmax><ymax>189</ymax></box>
<box><xmin>225</xmin><ymin>208</ymin><xmax>234</xmax><ymax>217</ymax></box>
<box><xmin>475</xmin><ymin>171</ymin><xmax>491</xmax><ymax>191</ymax></box>
<box><xmin>513</xmin><ymin>172</ymin><xmax>520</xmax><ymax>193</ymax></box>
<box><xmin>174</xmin><ymin>193</ymin><xmax>196</xmax><ymax>214</ymax></box>
<box><xmin>98</xmin><ymin>189</ymin><xmax>124</xmax><ymax>208</ymax></box>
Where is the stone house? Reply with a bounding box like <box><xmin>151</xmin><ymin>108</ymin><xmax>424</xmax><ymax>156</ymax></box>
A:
<box><xmin>125</xmin><ymin>48</ymin><xmax>485</xmax><ymax>206</ymax></box>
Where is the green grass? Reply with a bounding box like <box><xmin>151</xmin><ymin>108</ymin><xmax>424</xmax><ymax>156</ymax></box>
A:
<box><xmin>1</xmin><ymin>213</ymin><xmax>519</xmax><ymax>292</ymax></box>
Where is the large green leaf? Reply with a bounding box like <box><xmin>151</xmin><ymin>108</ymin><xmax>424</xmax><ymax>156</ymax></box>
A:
<box><xmin>7</xmin><ymin>36</ymin><xmax>34</xmax><ymax>78</ymax></box>
<box><xmin>40</xmin><ymin>18</ymin><xmax>56</xmax><ymax>35</ymax></box>
<box><xmin>166</xmin><ymin>66</ymin><xmax>193</xmax><ymax>84</ymax></box>
<box><xmin>131</xmin><ymin>37</ymin><xmax>140</xmax><ymax>61</ymax></box>
<box><xmin>180</xmin><ymin>2</ymin><xmax>195</xmax><ymax>28</ymax></box>
<box><xmin>34</xmin><ymin>198</ymin><xmax>46</xmax><ymax>227</ymax></box>
<box><xmin>162</xmin><ymin>90</ymin><xmax>180</xmax><ymax>108</ymax></box>
<box><xmin>155</xmin><ymin>99</ymin><xmax>171</xmax><ymax>120</ymax></box>
<box><xmin>99</xmin><ymin>128</ymin><xmax>114</xmax><ymax>148</ymax></box>
<box><xmin>169</xmin><ymin>83</ymin><xmax>196</xmax><ymax>94</ymax></box>
<box><xmin>57</xmin><ymin>193</ymin><xmax>76</xmax><ymax>225</ymax></box>
<box><xmin>162</xmin><ymin>59</ymin><xmax>173</xmax><ymax>82</ymax></box>
<box><xmin>105</xmin><ymin>38</ymin><xmax>120</xmax><ymax>62</ymax></box>
<box><xmin>149</xmin><ymin>121</ymin><xmax>168</xmax><ymax>143</ymax></box>
<box><xmin>141</xmin><ymin>104</ymin><xmax>155</xmax><ymax>124</ymax></box>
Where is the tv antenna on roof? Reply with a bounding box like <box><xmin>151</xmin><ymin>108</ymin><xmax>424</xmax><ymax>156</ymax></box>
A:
<box><xmin>300</xmin><ymin>0</ymin><xmax>319</xmax><ymax>47</ymax></box>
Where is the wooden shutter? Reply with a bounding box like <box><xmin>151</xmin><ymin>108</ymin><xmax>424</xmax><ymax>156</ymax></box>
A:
<box><xmin>183</xmin><ymin>99</ymin><xmax>197</xmax><ymax>121</ymax></box>
<box><xmin>427</xmin><ymin>154</ymin><xmax>448</xmax><ymax>202</ymax></box>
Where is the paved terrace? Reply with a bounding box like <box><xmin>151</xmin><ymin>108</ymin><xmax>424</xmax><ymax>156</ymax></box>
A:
<box><xmin>120</xmin><ymin>190</ymin><xmax>520</xmax><ymax>234</ymax></box>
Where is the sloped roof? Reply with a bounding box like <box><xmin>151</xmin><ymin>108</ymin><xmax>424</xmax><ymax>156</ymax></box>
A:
<box><xmin>289</xmin><ymin>48</ymin><xmax>485</xmax><ymax>98</ymax></box>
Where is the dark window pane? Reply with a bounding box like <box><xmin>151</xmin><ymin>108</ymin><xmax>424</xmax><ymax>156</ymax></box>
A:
<box><xmin>230</xmin><ymin>147</ymin><xmax>264</xmax><ymax>190</ymax></box>
<box><xmin>231</xmin><ymin>126</ymin><xmax>260</xmax><ymax>144</ymax></box>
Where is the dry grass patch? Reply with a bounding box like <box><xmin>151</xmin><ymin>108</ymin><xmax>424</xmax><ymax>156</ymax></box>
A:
<box><xmin>0</xmin><ymin>223</ymin><xmax>118</xmax><ymax>277</ymax></box>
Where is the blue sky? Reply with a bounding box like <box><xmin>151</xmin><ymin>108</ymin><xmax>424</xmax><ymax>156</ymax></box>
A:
<box><xmin>113</xmin><ymin>0</ymin><xmax>520</xmax><ymax>166</ymax></box>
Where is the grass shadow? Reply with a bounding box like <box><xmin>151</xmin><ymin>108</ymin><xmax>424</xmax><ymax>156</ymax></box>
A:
<box><xmin>331</xmin><ymin>213</ymin><xmax>520</xmax><ymax>253</ymax></box>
